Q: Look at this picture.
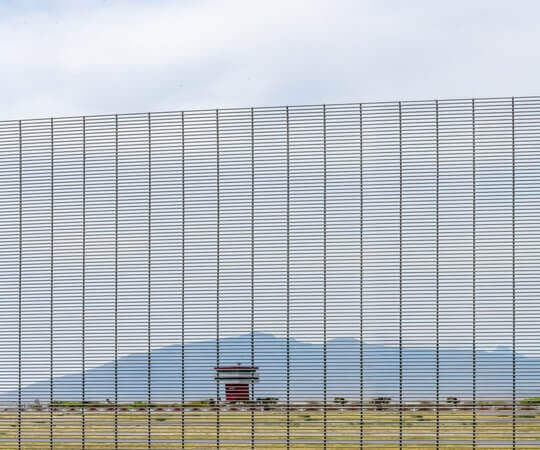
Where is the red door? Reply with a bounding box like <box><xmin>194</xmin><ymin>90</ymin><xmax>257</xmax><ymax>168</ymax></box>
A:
<box><xmin>225</xmin><ymin>384</ymin><xmax>249</xmax><ymax>401</ymax></box>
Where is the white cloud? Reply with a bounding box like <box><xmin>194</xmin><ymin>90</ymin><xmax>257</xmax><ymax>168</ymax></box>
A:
<box><xmin>0</xmin><ymin>0</ymin><xmax>539</xmax><ymax>120</ymax></box>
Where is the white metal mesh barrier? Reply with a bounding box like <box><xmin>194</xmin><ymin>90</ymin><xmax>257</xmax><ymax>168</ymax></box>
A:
<box><xmin>0</xmin><ymin>97</ymin><xmax>539</xmax><ymax>448</ymax></box>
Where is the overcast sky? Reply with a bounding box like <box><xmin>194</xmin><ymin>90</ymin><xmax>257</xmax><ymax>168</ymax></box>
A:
<box><xmin>0</xmin><ymin>1</ymin><xmax>539</xmax><ymax>397</ymax></box>
<box><xmin>0</xmin><ymin>0</ymin><xmax>539</xmax><ymax>120</ymax></box>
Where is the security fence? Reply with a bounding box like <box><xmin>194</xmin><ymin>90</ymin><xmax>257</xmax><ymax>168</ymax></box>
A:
<box><xmin>0</xmin><ymin>96</ymin><xmax>539</xmax><ymax>447</ymax></box>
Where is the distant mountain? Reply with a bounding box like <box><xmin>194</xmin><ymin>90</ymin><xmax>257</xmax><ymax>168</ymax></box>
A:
<box><xmin>4</xmin><ymin>332</ymin><xmax>539</xmax><ymax>402</ymax></box>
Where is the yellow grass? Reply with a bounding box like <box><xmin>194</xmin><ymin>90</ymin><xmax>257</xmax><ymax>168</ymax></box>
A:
<box><xmin>0</xmin><ymin>409</ymin><xmax>537</xmax><ymax>448</ymax></box>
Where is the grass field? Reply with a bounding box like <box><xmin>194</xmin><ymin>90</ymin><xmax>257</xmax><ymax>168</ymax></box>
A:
<box><xmin>0</xmin><ymin>408</ymin><xmax>539</xmax><ymax>448</ymax></box>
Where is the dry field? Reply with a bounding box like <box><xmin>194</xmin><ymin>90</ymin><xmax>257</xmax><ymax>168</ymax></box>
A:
<box><xmin>0</xmin><ymin>408</ymin><xmax>538</xmax><ymax>448</ymax></box>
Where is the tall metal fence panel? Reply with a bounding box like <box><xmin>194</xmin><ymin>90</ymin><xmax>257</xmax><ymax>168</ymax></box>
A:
<box><xmin>0</xmin><ymin>97</ymin><xmax>539</xmax><ymax>448</ymax></box>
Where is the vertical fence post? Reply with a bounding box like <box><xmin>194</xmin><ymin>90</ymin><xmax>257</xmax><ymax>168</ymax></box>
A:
<box><xmin>250</xmin><ymin>107</ymin><xmax>256</xmax><ymax>449</ymax></box>
<box><xmin>511</xmin><ymin>96</ymin><xmax>516</xmax><ymax>449</ymax></box>
<box><xmin>114</xmin><ymin>114</ymin><xmax>119</xmax><ymax>449</ymax></box>
<box><xmin>81</xmin><ymin>116</ymin><xmax>86</xmax><ymax>449</ymax></box>
<box><xmin>322</xmin><ymin>104</ymin><xmax>328</xmax><ymax>449</ymax></box>
<box><xmin>216</xmin><ymin>109</ymin><xmax>220</xmax><ymax>449</ymax></box>
<box><xmin>181</xmin><ymin>111</ymin><xmax>185</xmax><ymax>449</ymax></box>
<box><xmin>435</xmin><ymin>100</ymin><xmax>440</xmax><ymax>449</ymax></box>
<box><xmin>285</xmin><ymin>105</ymin><xmax>291</xmax><ymax>450</ymax></box>
<box><xmin>147</xmin><ymin>112</ymin><xmax>152</xmax><ymax>449</ymax></box>
<box><xmin>359</xmin><ymin>103</ymin><xmax>364</xmax><ymax>448</ymax></box>
<box><xmin>472</xmin><ymin>99</ymin><xmax>477</xmax><ymax>449</ymax></box>
<box><xmin>398</xmin><ymin>102</ymin><xmax>403</xmax><ymax>450</ymax></box>
<box><xmin>49</xmin><ymin>117</ymin><xmax>54</xmax><ymax>450</ymax></box>
<box><xmin>18</xmin><ymin>119</ymin><xmax>23</xmax><ymax>450</ymax></box>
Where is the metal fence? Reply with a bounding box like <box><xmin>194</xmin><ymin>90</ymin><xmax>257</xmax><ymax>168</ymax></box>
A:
<box><xmin>0</xmin><ymin>96</ymin><xmax>539</xmax><ymax>448</ymax></box>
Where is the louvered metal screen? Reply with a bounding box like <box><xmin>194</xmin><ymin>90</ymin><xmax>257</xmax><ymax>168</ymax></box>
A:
<box><xmin>0</xmin><ymin>97</ymin><xmax>539</xmax><ymax>448</ymax></box>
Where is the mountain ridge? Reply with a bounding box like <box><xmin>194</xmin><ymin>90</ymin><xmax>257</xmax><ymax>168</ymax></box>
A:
<box><xmin>4</xmin><ymin>332</ymin><xmax>539</xmax><ymax>402</ymax></box>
